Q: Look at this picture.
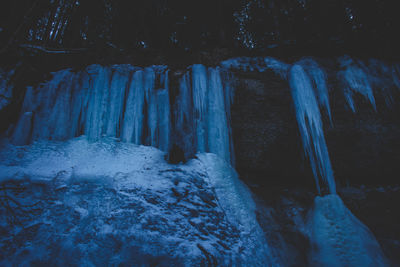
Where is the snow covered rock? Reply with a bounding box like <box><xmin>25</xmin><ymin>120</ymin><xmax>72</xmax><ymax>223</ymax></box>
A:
<box><xmin>0</xmin><ymin>137</ymin><xmax>272</xmax><ymax>266</ymax></box>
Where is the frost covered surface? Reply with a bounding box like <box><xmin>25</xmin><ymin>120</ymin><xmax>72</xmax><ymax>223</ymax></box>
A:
<box><xmin>307</xmin><ymin>194</ymin><xmax>388</xmax><ymax>267</ymax></box>
<box><xmin>0</xmin><ymin>137</ymin><xmax>269</xmax><ymax>266</ymax></box>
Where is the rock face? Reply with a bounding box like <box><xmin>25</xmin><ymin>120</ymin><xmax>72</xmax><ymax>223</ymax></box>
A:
<box><xmin>231</xmin><ymin>70</ymin><xmax>316</xmax><ymax>190</ymax></box>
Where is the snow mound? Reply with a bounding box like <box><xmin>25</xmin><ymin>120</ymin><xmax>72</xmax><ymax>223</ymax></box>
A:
<box><xmin>307</xmin><ymin>194</ymin><xmax>388</xmax><ymax>267</ymax></box>
<box><xmin>0</xmin><ymin>137</ymin><xmax>270</xmax><ymax>266</ymax></box>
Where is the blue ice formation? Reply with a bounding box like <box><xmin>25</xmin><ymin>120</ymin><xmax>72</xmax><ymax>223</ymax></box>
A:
<box><xmin>221</xmin><ymin>57</ymin><xmax>336</xmax><ymax>192</ymax></box>
<box><xmin>174</xmin><ymin>65</ymin><xmax>234</xmax><ymax>163</ymax></box>
<box><xmin>297</xmin><ymin>59</ymin><xmax>332</xmax><ymax>122</ymax></box>
<box><xmin>338</xmin><ymin>56</ymin><xmax>376</xmax><ymax>112</ymax></box>
<box><xmin>308</xmin><ymin>194</ymin><xmax>388</xmax><ymax>267</ymax></box>
<box><xmin>393</xmin><ymin>64</ymin><xmax>400</xmax><ymax>89</ymax></box>
<box><xmin>285</xmin><ymin>59</ymin><xmax>389</xmax><ymax>266</ymax></box>
<box><xmin>223</xmin><ymin>56</ymin><xmax>337</xmax><ymax>194</ymax></box>
<box><xmin>10</xmin><ymin>64</ymin><xmax>234</xmax><ymax>164</ymax></box>
<box><xmin>288</xmin><ymin>63</ymin><xmax>336</xmax><ymax>194</ymax></box>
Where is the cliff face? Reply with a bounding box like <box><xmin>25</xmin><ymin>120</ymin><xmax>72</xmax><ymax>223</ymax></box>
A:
<box><xmin>231</xmin><ymin>70</ymin><xmax>314</xmax><ymax>189</ymax></box>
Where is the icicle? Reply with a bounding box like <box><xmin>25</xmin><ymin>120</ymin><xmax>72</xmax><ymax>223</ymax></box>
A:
<box><xmin>122</xmin><ymin>70</ymin><xmax>145</xmax><ymax>144</ymax></box>
<box><xmin>338</xmin><ymin>57</ymin><xmax>376</xmax><ymax>112</ymax></box>
<box><xmin>84</xmin><ymin>65</ymin><xmax>112</xmax><ymax>140</ymax></box>
<box><xmin>173</xmin><ymin>72</ymin><xmax>195</xmax><ymax>159</ymax></box>
<box><xmin>207</xmin><ymin>67</ymin><xmax>230</xmax><ymax>163</ymax></box>
<box><xmin>11</xmin><ymin>112</ymin><xmax>33</xmax><ymax>146</ymax></box>
<box><xmin>289</xmin><ymin>64</ymin><xmax>336</xmax><ymax>194</ymax></box>
<box><xmin>47</xmin><ymin>71</ymin><xmax>76</xmax><ymax>140</ymax></box>
<box><xmin>192</xmin><ymin>64</ymin><xmax>208</xmax><ymax>153</ymax></box>
<box><xmin>145</xmin><ymin>67</ymin><xmax>171</xmax><ymax>151</ymax></box>
<box><xmin>148</xmin><ymin>68</ymin><xmax>170</xmax><ymax>151</ymax></box>
<box><xmin>69</xmin><ymin>71</ymin><xmax>90</xmax><ymax>138</ymax></box>
<box><xmin>298</xmin><ymin>58</ymin><xmax>332</xmax><ymax>122</ymax></box>
<box><xmin>9</xmin><ymin>63</ymin><xmax>234</xmax><ymax>165</ymax></box>
<box><xmin>105</xmin><ymin>66</ymin><xmax>132</xmax><ymax>137</ymax></box>
<box><xmin>157</xmin><ymin>69</ymin><xmax>171</xmax><ymax>152</ymax></box>
<box><xmin>392</xmin><ymin>64</ymin><xmax>400</xmax><ymax>89</ymax></box>
<box><xmin>366</xmin><ymin>59</ymin><xmax>396</xmax><ymax>106</ymax></box>
<box><xmin>221</xmin><ymin>70</ymin><xmax>236</xmax><ymax>165</ymax></box>
<box><xmin>23</xmin><ymin>69</ymin><xmax>75</xmax><ymax>141</ymax></box>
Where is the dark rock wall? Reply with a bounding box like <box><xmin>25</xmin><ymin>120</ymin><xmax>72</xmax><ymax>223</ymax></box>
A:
<box><xmin>231</xmin><ymin>66</ymin><xmax>400</xmax><ymax>190</ymax></box>
<box><xmin>231</xmin><ymin>70</ymin><xmax>316</xmax><ymax>191</ymax></box>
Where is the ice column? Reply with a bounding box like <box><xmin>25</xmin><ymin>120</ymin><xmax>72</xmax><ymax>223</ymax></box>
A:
<box><xmin>10</xmin><ymin>64</ymin><xmax>234</xmax><ymax>164</ymax></box>
<box><xmin>289</xmin><ymin>64</ymin><xmax>336</xmax><ymax>194</ymax></box>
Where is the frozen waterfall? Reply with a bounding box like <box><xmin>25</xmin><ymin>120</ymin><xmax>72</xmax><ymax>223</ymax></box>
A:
<box><xmin>10</xmin><ymin>64</ymin><xmax>234</xmax><ymax>164</ymax></box>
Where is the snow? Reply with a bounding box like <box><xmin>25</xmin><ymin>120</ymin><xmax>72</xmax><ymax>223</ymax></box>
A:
<box><xmin>0</xmin><ymin>137</ymin><xmax>269</xmax><ymax>266</ymax></box>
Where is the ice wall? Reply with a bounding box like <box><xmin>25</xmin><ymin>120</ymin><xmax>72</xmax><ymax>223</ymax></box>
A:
<box><xmin>10</xmin><ymin>64</ymin><xmax>234</xmax><ymax>164</ymax></box>
<box><xmin>171</xmin><ymin>65</ymin><xmax>235</xmax><ymax>163</ymax></box>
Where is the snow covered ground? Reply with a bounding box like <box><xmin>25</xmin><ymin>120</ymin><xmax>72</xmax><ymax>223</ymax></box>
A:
<box><xmin>0</xmin><ymin>137</ymin><xmax>274</xmax><ymax>266</ymax></box>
